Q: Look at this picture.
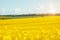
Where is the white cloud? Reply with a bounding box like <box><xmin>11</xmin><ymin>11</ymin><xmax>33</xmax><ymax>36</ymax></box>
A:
<box><xmin>0</xmin><ymin>8</ymin><xmax>22</xmax><ymax>15</ymax></box>
<box><xmin>33</xmin><ymin>2</ymin><xmax>60</xmax><ymax>14</ymax></box>
<box><xmin>48</xmin><ymin>3</ymin><xmax>59</xmax><ymax>14</ymax></box>
<box><xmin>14</xmin><ymin>8</ymin><xmax>21</xmax><ymax>13</ymax></box>
<box><xmin>0</xmin><ymin>8</ymin><xmax>6</xmax><ymax>15</ymax></box>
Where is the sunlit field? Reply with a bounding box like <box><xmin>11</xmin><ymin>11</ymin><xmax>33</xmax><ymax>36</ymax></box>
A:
<box><xmin>0</xmin><ymin>16</ymin><xmax>60</xmax><ymax>40</ymax></box>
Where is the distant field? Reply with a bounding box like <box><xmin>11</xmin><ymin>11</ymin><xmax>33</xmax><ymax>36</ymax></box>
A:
<box><xmin>0</xmin><ymin>16</ymin><xmax>60</xmax><ymax>40</ymax></box>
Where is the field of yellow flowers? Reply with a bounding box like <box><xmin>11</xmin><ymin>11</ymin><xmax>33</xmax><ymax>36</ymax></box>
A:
<box><xmin>0</xmin><ymin>16</ymin><xmax>60</xmax><ymax>40</ymax></box>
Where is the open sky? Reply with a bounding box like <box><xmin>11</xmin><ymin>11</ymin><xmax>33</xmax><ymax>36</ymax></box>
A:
<box><xmin>0</xmin><ymin>0</ymin><xmax>60</xmax><ymax>15</ymax></box>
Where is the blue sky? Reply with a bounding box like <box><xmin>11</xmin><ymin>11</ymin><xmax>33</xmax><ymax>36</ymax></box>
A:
<box><xmin>0</xmin><ymin>0</ymin><xmax>60</xmax><ymax>15</ymax></box>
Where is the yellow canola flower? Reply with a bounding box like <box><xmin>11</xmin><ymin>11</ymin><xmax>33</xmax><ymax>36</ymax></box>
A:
<box><xmin>0</xmin><ymin>16</ymin><xmax>60</xmax><ymax>40</ymax></box>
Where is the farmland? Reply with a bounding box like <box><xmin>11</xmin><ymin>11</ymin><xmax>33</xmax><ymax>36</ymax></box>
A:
<box><xmin>0</xmin><ymin>16</ymin><xmax>60</xmax><ymax>40</ymax></box>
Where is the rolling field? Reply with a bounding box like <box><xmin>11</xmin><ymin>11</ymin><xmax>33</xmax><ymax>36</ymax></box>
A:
<box><xmin>0</xmin><ymin>16</ymin><xmax>60</xmax><ymax>40</ymax></box>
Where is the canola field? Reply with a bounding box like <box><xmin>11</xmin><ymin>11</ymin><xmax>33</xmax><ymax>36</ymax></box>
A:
<box><xmin>0</xmin><ymin>16</ymin><xmax>60</xmax><ymax>40</ymax></box>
